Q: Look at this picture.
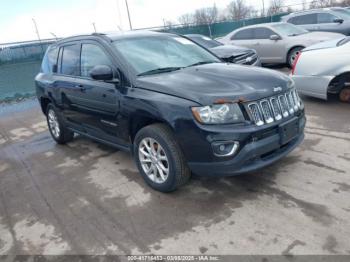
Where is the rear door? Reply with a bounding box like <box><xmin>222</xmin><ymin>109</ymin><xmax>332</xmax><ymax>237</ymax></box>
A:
<box><xmin>229</xmin><ymin>28</ymin><xmax>255</xmax><ymax>49</ymax></box>
<box><xmin>56</xmin><ymin>43</ymin><xmax>82</xmax><ymax>128</ymax></box>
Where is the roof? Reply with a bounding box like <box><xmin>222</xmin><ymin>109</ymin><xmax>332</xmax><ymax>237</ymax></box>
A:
<box><xmin>234</xmin><ymin>22</ymin><xmax>286</xmax><ymax>30</ymax></box>
<box><xmin>54</xmin><ymin>30</ymin><xmax>173</xmax><ymax>45</ymax></box>
<box><xmin>283</xmin><ymin>7</ymin><xmax>348</xmax><ymax>17</ymax></box>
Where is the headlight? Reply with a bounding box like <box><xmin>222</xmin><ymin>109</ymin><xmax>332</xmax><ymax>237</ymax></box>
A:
<box><xmin>191</xmin><ymin>103</ymin><xmax>245</xmax><ymax>124</ymax></box>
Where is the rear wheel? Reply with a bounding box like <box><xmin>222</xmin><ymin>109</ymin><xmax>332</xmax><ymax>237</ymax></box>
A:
<box><xmin>287</xmin><ymin>47</ymin><xmax>303</xmax><ymax>68</ymax></box>
<box><xmin>339</xmin><ymin>88</ymin><xmax>350</xmax><ymax>103</ymax></box>
<box><xmin>46</xmin><ymin>104</ymin><xmax>74</xmax><ymax>144</ymax></box>
<box><xmin>134</xmin><ymin>124</ymin><xmax>191</xmax><ymax>192</ymax></box>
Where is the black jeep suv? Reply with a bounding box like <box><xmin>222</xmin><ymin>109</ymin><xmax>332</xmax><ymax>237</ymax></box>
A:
<box><xmin>35</xmin><ymin>31</ymin><xmax>305</xmax><ymax>192</ymax></box>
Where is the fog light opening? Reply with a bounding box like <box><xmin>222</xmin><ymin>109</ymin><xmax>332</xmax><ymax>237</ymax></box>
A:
<box><xmin>212</xmin><ymin>141</ymin><xmax>239</xmax><ymax>157</ymax></box>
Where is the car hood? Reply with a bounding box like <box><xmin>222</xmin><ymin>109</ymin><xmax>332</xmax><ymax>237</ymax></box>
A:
<box><xmin>303</xmin><ymin>37</ymin><xmax>344</xmax><ymax>51</ymax></box>
<box><xmin>210</xmin><ymin>45</ymin><xmax>253</xmax><ymax>59</ymax></box>
<box><xmin>294</xmin><ymin>31</ymin><xmax>345</xmax><ymax>44</ymax></box>
<box><xmin>135</xmin><ymin>63</ymin><xmax>291</xmax><ymax>105</ymax></box>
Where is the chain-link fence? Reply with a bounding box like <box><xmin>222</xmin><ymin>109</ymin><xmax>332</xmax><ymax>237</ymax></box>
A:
<box><xmin>0</xmin><ymin>40</ymin><xmax>55</xmax><ymax>102</ymax></box>
<box><xmin>161</xmin><ymin>13</ymin><xmax>288</xmax><ymax>38</ymax></box>
<box><xmin>0</xmin><ymin>13</ymin><xmax>287</xmax><ymax>102</ymax></box>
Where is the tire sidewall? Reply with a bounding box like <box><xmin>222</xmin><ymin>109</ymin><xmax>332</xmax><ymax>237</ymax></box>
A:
<box><xmin>134</xmin><ymin>128</ymin><xmax>178</xmax><ymax>192</ymax></box>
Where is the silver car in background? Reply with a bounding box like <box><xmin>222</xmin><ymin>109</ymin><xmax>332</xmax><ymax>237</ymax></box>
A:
<box><xmin>282</xmin><ymin>8</ymin><xmax>350</xmax><ymax>35</ymax></box>
<box><xmin>292</xmin><ymin>37</ymin><xmax>350</xmax><ymax>103</ymax></box>
<box><xmin>219</xmin><ymin>22</ymin><xmax>344</xmax><ymax>67</ymax></box>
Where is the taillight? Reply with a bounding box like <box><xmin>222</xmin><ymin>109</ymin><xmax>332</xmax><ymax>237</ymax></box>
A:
<box><xmin>291</xmin><ymin>52</ymin><xmax>301</xmax><ymax>75</ymax></box>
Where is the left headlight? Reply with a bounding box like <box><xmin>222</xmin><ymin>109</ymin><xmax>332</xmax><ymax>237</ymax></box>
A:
<box><xmin>191</xmin><ymin>103</ymin><xmax>245</xmax><ymax>124</ymax></box>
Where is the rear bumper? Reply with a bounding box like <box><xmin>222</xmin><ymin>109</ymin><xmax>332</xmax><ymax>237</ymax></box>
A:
<box><xmin>188</xmin><ymin>115</ymin><xmax>305</xmax><ymax>177</ymax></box>
<box><xmin>292</xmin><ymin>74</ymin><xmax>334</xmax><ymax>100</ymax></box>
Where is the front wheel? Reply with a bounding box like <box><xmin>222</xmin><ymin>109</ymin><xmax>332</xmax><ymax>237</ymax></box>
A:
<box><xmin>134</xmin><ymin>124</ymin><xmax>191</xmax><ymax>192</ymax></box>
<box><xmin>339</xmin><ymin>88</ymin><xmax>350</xmax><ymax>103</ymax></box>
<box><xmin>46</xmin><ymin>104</ymin><xmax>74</xmax><ymax>144</ymax></box>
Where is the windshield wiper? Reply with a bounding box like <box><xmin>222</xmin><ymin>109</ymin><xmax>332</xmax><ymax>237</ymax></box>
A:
<box><xmin>186</xmin><ymin>61</ymin><xmax>217</xmax><ymax>68</ymax></box>
<box><xmin>137</xmin><ymin>67</ymin><xmax>183</xmax><ymax>76</ymax></box>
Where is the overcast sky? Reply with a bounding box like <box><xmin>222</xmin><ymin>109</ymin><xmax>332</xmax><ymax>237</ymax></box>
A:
<box><xmin>0</xmin><ymin>0</ymin><xmax>305</xmax><ymax>43</ymax></box>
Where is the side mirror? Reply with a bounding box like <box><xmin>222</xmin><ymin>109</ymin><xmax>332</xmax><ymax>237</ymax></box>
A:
<box><xmin>270</xmin><ymin>34</ymin><xmax>281</xmax><ymax>41</ymax></box>
<box><xmin>90</xmin><ymin>65</ymin><xmax>117</xmax><ymax>82</ymax></box>
<box><xmin>334</xmin><ymin>18</ymin><xmax>344</xmax><ymax>24</ymax></box>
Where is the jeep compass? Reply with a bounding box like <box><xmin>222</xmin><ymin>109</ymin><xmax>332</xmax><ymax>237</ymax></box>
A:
<box><xmin>35</xmin><ymin>31</ymin><xmax>305</xmax><ymax>192</ymax></box>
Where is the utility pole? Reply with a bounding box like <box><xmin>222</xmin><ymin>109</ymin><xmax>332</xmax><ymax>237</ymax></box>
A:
<box><xmin>262</xmin><ymin>0</ymin><xmax>265</xmax><ymax>17</ymax></box>
<box><xmin>92</xmin><ymin>22</ymin><xmax>97</xmax><ymax>33</ymax></box>
<box><xmin>125</xmin><ymin>0</ymin><xmax>133</xmax><ymax>30</ymax></box>
<box><xmin>32</xmin><ymin>18</ymin><xmax>44</xmax><ymax>53</ymax></box>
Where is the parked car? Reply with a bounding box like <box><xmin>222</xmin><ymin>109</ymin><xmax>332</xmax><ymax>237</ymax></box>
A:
<box><xmin>185</xmin><ymin>34</ymin><xmax>261</xmax><ymax>66</ymax></box>
<box><xmin>219</xmin><ymin>22</ymin><xmax>344</xmax><ymax>67</ymax></box>
<box><xmin>35</xmin><ymin>31</ymin><xmax>305</xmax><ymax>192</ymax></box>
<box><xmin>291</xmin><ymin>36</ymin><xmax>350</xmax><ymax>102</ymax></box>
<box><xmin>282</xmin><ymin>8</ymin><xmax>350</xmax><ymax>35</ymax></box>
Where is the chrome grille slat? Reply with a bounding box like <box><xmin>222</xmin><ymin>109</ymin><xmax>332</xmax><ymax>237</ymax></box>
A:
<box><xmin>248</xmin><ymin>103</ymin><xmax>264</xmax><ymax>126</ymax></box>
<box><xmin>247</xmin><ymin>89</ymin><xmax>302</xmax><ymax>126</ymax></box>
<box><xmin>270</xmin><ymin>97</ymin><xmax>282</xmax><ymax>121</ymax></box>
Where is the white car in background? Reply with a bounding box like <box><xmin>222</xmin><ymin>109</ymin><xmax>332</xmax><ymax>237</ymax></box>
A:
<box><xmin>291</xmin><ymin>36</ymin><xmax>350</xmax><ymax>102</ymax></box>
<box><xmin>219</xmin><ymin>22</ymin><xmax>344</xmax><ymax>67</ymax></box>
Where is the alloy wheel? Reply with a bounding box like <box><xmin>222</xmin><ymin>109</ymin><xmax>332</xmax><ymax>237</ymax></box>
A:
<box><xmin>138</xmin><ymin>137</ymin><xmax>169</xmax><ymax>184</ymax></box>
<box><xmin>48</xmin><ymin>109</ymin><xmax>60</xmax><ymax>139</ymax></box>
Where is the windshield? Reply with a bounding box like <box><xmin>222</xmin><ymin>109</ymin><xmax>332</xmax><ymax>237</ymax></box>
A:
<box><xmin>271</xmin><ymin>23</ymin><xmax>308</xmax><ymax>36</ymax></box>
<box><xmin>187</xmin><ymin>35</ymin><xmax>222</xmax><ymax>49</ymax></box>
<box><xmin>113</xmin><ymin>35</ymin><xmax>220</xmax><ymax>76</ymax></box>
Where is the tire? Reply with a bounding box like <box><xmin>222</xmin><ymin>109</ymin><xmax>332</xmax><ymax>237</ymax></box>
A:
<box><xmin>134</xmin><ymin>124</ymin><xmax>191</xmax><ymax>192</ymax></box>
<box><xmin>287</xmin><ymin>47</ymin><xmax>303</xmax><ymax>68</ymax></box>
<box><xmin>46</xmin><ymin>104</ymin><xmax>74</xmax><ymax>144</ymax></box>
<box><xmin>339</xmin><ymin>87</ymin><xmax>350</xmax><ymax>103</ymax></box>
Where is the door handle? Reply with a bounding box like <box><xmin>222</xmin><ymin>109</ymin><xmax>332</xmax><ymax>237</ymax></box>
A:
<box><xmin>75</xmin><ymin>84</ymin><xmax>86</xmax><ymax>92</ymax></box>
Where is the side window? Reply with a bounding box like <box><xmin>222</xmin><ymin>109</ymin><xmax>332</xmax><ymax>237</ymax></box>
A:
<box><xmin>60</xmin><ymin>44</ymin><xmax>80</xmax><ymax>76</ymax></box>
<box><xmin>231</xmin><ymin>29</ymin><xmax>254</xmax><ymax>40</ymax></box>
<box><xmin>253</xmin><ymin>28</ymin><xmax>275</xmax><ymax>39</ymax></box>
<box><xmin>317</xmin><ymin>13</ymin><xmax>337</xmax><ymax>23</ymax></box>
<box><xmin>41</xmin><ymin>46</ymin><xmax>58</xmax><ymax>73</ymax></box>
<box><xmin>80</xmin><ymin>44</ymin><xmax>113</xmax><ymax>78</ymax></box>
<box><xmin>289</xmin><ymin>14</ymin><xmax>317</xmax><ymax>25</ymax></box>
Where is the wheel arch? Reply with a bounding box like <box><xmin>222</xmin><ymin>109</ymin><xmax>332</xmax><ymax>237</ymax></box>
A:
<box><xmin>327</xmin><ymin>72</ymin><xmax>350</xmax><ymax>95</ymax></box>
<box><xmin>39</xmin><ymin>96</ymin><xmax>52</xmax><ymax>115</ymax></box>
<box><xmin>286</xmin><ymin>45</ymin><xmax>305</xmax><ymax>64</ymax></box>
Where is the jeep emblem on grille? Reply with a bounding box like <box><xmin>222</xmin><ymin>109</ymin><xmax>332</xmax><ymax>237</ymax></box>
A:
<box><xmin>273</xmin><ymin>87</ymin><xmax>283</xmax><ymax>92</ymax></box>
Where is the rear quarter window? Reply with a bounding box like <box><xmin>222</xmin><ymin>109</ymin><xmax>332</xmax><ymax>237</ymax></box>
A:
<box><xmin>41</xmin><ymin>46</ymin><xmax>58</xmax><ymax>74</ymax></box>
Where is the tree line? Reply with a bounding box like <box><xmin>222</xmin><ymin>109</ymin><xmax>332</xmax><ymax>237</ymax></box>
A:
<box><xmin>166</xmin><ymin>0</ymin><xmax>350</xmax><ymax>27</ymax></box>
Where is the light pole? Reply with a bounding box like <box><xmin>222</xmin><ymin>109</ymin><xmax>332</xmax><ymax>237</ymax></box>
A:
<box><xmin>125</xmin><ymin>0</ymin><xmax>133</xmax><ymax>30</ymax></box>
<box><xmin>262</xmin><ymin>0</ymin><xmax>265</xmax><ymax>17</ymax></box>
<box><xmin>32</xmin><ymin>18</ymin><xmax>44</xmax><ymax>53</ymax></box>
<box><xmin>92</xmin><ymin>22</ymin><xmax>97</xmax><ymax>33</ymax></box>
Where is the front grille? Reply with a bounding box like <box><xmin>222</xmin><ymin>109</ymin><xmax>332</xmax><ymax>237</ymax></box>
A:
<box><xmin>233</xmin><ymin>52</ymin><xmax>257</xmax><ymax>65</ymax></box>
<box><xmin>246</xmin><ymin>89</ymin><xmax>302</xmax><ymax>126</ymax></box>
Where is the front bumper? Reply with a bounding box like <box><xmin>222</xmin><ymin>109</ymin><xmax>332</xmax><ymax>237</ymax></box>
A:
<box><xmin>292</xmin><ymin>74</ymin><xmax>334</xmax><ymax>100</ymax></box>
<box><xmin>187</xmin><ymin>115</ymin><xmax>306</xmax><ymax>177</ymax></box>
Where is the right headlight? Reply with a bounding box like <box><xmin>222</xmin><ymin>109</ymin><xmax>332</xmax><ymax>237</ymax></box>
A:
<box><xmin>191</xmin><ymin>103</ymin><xmax>245</xmax><ymax>124</ymax></box>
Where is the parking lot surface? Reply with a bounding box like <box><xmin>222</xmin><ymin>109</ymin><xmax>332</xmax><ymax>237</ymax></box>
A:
<box><xmin>0</xmin><ymin>80</ymin><xmax>350</xmax><ymax>255</ymax></box>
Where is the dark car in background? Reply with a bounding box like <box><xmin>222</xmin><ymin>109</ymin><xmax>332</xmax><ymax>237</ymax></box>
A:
<box><xmin>282</xmin><ymin>7</ymin><xmax>350</xmax><ymax>35</ymax></box>
<box><xmin>35</xmin><ymin>31</ymin><xmax>305</xmax><ymax>192</ymax></box>
<box><xmin>185</xmin><ymin>34</ymin><xmax>261</xmax><ymax>66</ymax></box>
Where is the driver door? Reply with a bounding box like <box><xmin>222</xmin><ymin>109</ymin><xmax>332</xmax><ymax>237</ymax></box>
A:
<box><xmin>73</xmin><ymin>41</ymin><xmax>122</xmax><ymax>144</ymax></box>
